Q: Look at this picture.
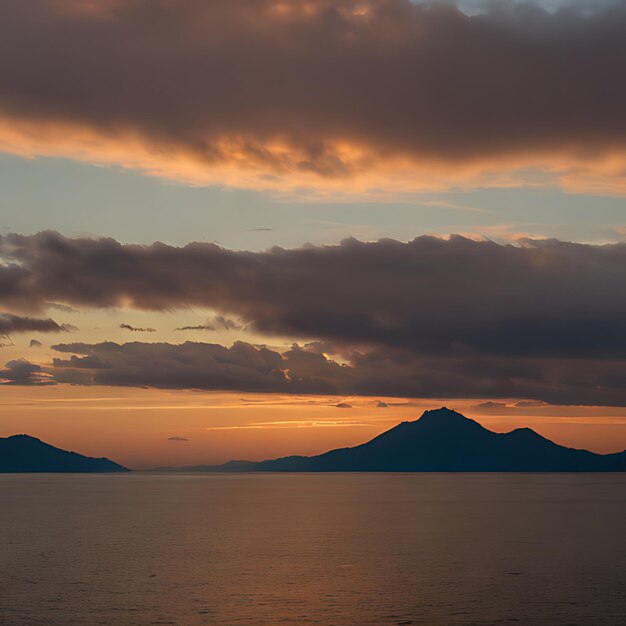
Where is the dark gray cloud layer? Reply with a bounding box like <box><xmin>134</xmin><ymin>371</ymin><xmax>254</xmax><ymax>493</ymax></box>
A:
<box><xmin>5</xmin><ymin>231</ymin><xmax>626</xmax><ymax>405</ymax></box>
<box><xmin>0</xmin><ymin>312</ymin><xmax>68</xmax><ymax>335</ymax></box>
<box><xmin>47</xmin><ymin>340</ymin><xmax>626</xmax><ymax>407</ymax></box>
<box><xmin>3</xmin><ymin>231</ymin><xmax>626</xmax><ymax>359</ymax></box>
<box><xmin>0</xmin><ymin>359</ymin><xmax>52</xmax><ymax>385</ymax></box>
<box><xmin>51</xmin><ymin>341</ymin><xmax>346</xmax><ymax>394</ymax></box>
<box><xmin>1</xmin><ymin>0</ymin><xmax>626</xmax><ymax>181</ymax></box>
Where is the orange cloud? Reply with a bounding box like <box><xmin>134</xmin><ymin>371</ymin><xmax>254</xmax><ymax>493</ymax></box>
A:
<box><xmin>3</xmin><ymin>112</ymin><xmax>626</xmax><ymax>198</ymax></box>
<box><xmin>1</xmin><ymin>0</ymin><xmax>626</xmax><ymax>197</ymax></box>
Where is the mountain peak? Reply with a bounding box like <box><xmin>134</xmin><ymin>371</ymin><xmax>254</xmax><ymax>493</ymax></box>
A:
<box><xmin>411</xmin><ymin>407</ymin><xmax>484</xmax><ymax>431</ymax></box>
<box><xmin>417</xmin><ymin>407</ymin><xmax>467</xmax><ymax>422</ymax></box>
<box><xmin>154</xmin><ymin>406</ymin><xmax>626</xmax><ymax>473</ymax></box>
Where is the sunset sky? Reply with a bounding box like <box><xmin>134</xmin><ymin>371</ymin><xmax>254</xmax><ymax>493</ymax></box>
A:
<box><xmin>2</xmin><ymin>0</ymin><xmax>626</xmax><ymax>468</ymax></box>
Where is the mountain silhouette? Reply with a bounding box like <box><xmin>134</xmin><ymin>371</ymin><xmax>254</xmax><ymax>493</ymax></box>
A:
<box><xmin>150</xmin><ymin>460</ymin><xmax>259</xmax><ymax>473</ymax></box>
<box><xmin>0</xmin><ymin>434</ymin><xmax>129</xmax><ymax>472</ymax></box>
<box><xmin>188</xmin><ymin>408</ymin><xmax>626</xmax><ymax>473</ymax></box>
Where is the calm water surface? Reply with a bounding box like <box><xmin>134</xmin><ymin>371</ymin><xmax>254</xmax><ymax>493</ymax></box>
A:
<box><xmin>1</xmin><ymin>473</ymin><xmax>625</xmax><ymax>625</ymax></box>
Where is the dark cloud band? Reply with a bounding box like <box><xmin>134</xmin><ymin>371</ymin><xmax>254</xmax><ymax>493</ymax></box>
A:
<box><xmin>0</xmin><ymin>1</ymin><xmax>626</xmax><ymax>191</ymax></box>
<box><xmin>3</xmin><ymin>229</ymin><xmax>625</xmax><ymax>405</ymax></box>
<box><xmin>45</xmin><ymin>340</ymin><xmax>626</xmax><ymax>407</ymax></box>
<box><xmin>0</xmin><ymin>312</ymin><xmax>68</xmax><ymax>335</ymax></box>
<box><xmin>3</xmin><ymin>231</ymin><xmax>626</xmax><ymax>359</ymax></box>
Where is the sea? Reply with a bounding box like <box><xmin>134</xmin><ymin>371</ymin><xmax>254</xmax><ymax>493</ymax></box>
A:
<box><xmin>1</xmin><ymin>473</ymin><xmax>625</xmax><ymax>625</ymax></box>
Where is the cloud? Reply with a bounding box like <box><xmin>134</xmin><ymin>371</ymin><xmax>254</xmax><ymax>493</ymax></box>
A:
<box><xmin>167</xmin><ymin>436</ymin><xmax>189</xmax><ymax>442</ymax></box>
<box><xmin>212</xmin><ymin>315</ymin><xmax>244</xmax><ymax>331</ymax></box>
<box><xmin>53</xmin><ymin>354</ymin><xmax>111</xmax><ymax>369</ymax></box>
<box><xmin>0</xmin><ymin>312</ymin><xmax>68</xmax><ymax>335</ymax></box>
<box><xmin>0</xmin><ymin>359</ymin><xmax>54</xmax><ymax>385</ymax></box>
<box><xmin>120</xmin><ymin>323</ymin><xmax>156</xmax><ymax>332</ymax></box>
<box><xmin>175</xmin><ymin>324</ymin><xmax>216</xmax><ymax>332</ymax></box>
<box><xmin>7</xmin><ymin>231</ymin><xmax>626</xmax><ymax>406</ymax></box>
<box><xmin>50</xmin><ymin>341</ymin><xmax>346</xmax><ymax>394</ymax></box>
<box><xmin>471</xmin><ymin>401</ymin><xmax>508</xmax><ymax>410</ymax></box>
<box><xmin>46</xmin><ymin>302</ymin><xmax>79</xmax><ymax>314</ymax></box>
<box><xmin>4</xmin><ymin>231</ymin><xmax>626</xmax><ymax>361</ymax></box>
<box><xmin>174</xmin><ymin>315</ymin><xmax>243</xmax><ymax>332</ymax></box>
<box><xmin>43</xmin><ymin>339</ymin><xmax>626</xmax><ymax>407</ymax></box>
<box><xmin>1</xmin><ymin>1</ymin><xmax>626</xmax><ymax>195</ymax></box>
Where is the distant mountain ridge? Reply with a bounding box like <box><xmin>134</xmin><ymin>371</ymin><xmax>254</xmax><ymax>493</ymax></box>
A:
<box><xmin>0</xmin><ymin>434</ymin><xmax>129</xmax><ymax>473</ymax></box>
<box><xmin>161</xmin><ymin>408</ymin><xmax>626</xmax><ymax>473</ymax></box>
<box><xmin>6</xmin><ymin>409</ymin><xmax>626</xmax><ymax>473</ymax></box>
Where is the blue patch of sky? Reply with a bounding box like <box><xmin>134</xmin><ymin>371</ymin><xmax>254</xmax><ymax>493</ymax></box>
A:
<box><xmin>1</xmin><ymin>154</ymin><xmax>625</xmax><ymax>249</ymax></box>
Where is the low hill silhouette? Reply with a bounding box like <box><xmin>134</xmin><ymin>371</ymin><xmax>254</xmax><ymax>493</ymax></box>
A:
<box><xmin>161</xmin><ymin>408</ymin><xmax>626</xmax><ymax>473</ymax></box>
<box><xmin>0</xmin><ymin>434</ymin><xmax>129</xmax><ymax>473</ymax></box>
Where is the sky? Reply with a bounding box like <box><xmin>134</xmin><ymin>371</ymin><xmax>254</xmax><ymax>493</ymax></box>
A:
<box><xmin>2</xmin><ymin>0</ymin><xmax>626</xmax><ymax>467</ymax></box>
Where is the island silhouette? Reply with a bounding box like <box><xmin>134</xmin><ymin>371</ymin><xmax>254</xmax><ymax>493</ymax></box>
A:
<box><xmin>4</xmin><ymin>408</ymin><xmax>626</xmax><ymax>473</ymax></box>
<box><xmin>157</xmin><ymin>408</ymin><xmax>626</xmax><ymax>473</ymax></box>
<box><xmin>0</xmin><ymin>434</ymin><xmax>128</xmax><ymax>472</ymax></box>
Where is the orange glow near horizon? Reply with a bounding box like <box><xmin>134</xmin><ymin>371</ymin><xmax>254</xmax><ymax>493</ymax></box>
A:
<box><xmin>1</xmin><ymin>385</ymin><xmax>626</xmax><ymax>469</ymax></box>
<box><xmin>3</xmin><ymin>114</ymin><xmax>626</xmax><ymax>199</ymax></box>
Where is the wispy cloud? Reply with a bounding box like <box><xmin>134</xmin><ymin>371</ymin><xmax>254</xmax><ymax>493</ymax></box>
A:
<box><xmin>174</xmin><ymin>315</ymin><xmax>243</xmax><ymax>333</ymax></box>
<box><xmin>120</xmin><ymin>323</ymin><xmax>156</xmax><ymax>332</ymax></box>
<box><xmin>203</xmin><ymin>420</ymin><xmax>370</xmax><ymax>430</ymax></box>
